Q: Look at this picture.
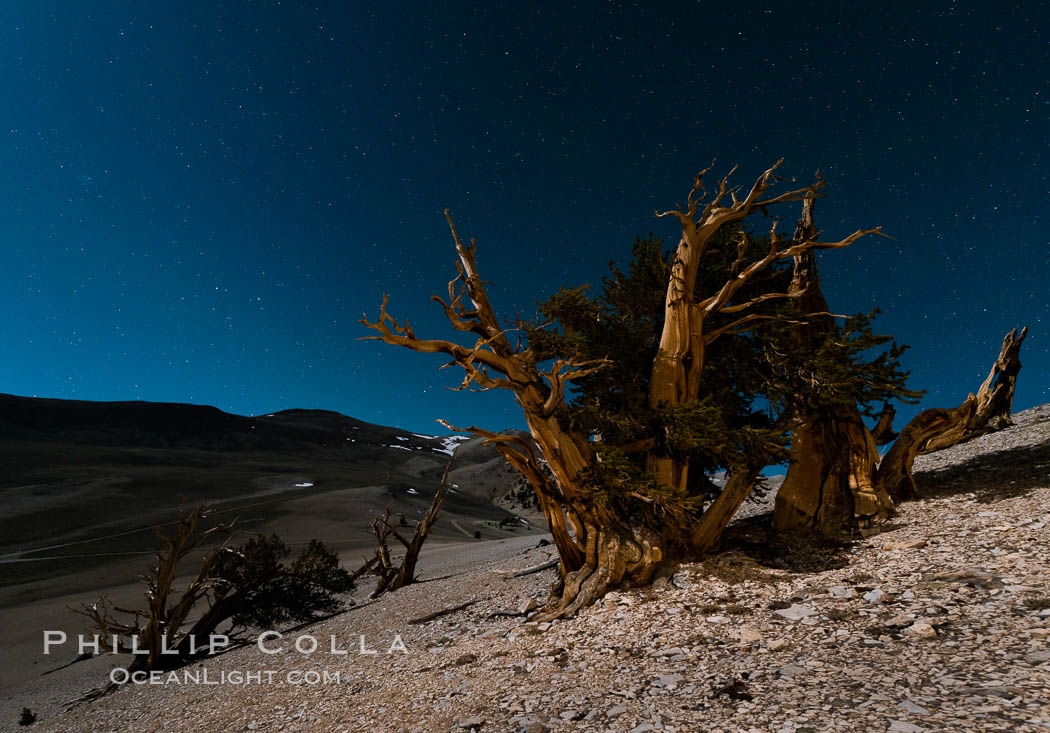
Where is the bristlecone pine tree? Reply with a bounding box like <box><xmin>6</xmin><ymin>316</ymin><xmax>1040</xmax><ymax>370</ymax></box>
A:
<box><xmin>766</xmin><ymin>191</ymin><xmax>922</xmax><ymax>534</ymax></box>
<box><xmin>75</xmin><ymin>505</ymin><xmax>352</xmax><ymax>681</ymax></box>
<box><xmin>764</xmin><ymin>191</ymin><xmax>1027</xmax><ymax>534</ymax></box>
<box><xmin>362</xmin><ymin>161</ymin><xmax>1022</xmax><ymax>618</ymax></box>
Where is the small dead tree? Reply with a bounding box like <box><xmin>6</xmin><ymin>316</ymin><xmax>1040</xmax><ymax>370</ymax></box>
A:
<box><xmin>359</xmin><ymin>451</ymin><xmax>456</xmax><ymax>598</ymax></box>
<box><xmin>364</xmin><ymin>508</ymin><xmax>401</xmax><ymax>597</ymax></box>
<box><xmin>74</xmin><ymin>505</ymin><xmax>235</xmax><ymax>675</ymax></box>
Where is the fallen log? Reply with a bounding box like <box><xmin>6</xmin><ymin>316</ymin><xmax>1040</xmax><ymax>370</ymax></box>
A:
<box><xmin>876</xmin><ymin>326</ymin><xmax>1028</xmax><ymax>502</ymax></box>
<box><xmin>407</xmin><ymin>599</ymin><xmax>478</xmax><ymax>625</ymax></box>
<box><xmin>508</xmin><ymin>558</ymin><xmax>560</xmax><ymax>578</ymax></box>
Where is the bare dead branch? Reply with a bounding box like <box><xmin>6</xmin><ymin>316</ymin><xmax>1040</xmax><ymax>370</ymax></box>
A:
<box><xmin>444</xmin><ymin>210</ymin><xmax>515</xmax><ymax>357</ymax></box>
<box><xmin>537</xmin><ymin>357</ymin><xmax>610</xmax><ymax>416</ymax></box>
<box><xmin>870</xmin><ymin>403</ymin><xmax>898</xmax><ymax>446</ymax></box>
<box><xmin>716</xmin><ymin>290</ymin><xmax>803</xmax><ymax>315</ymax></box>
<box><xmin>437</xmin><ymin>420</ymin><xmax>586</xmax><ymax>571</ymax></box>
<box><xmin>703</xmin><ymin>311</ymin><xmax>846</xmax><ymax>346</ymax></box>
<box><xmin>361</xmin><ymin>294</ymin><xmax>528</xmax><ymax>396</ymax></box>
<box><xmin>701</xmin><ymin>228</ymin><xmax>882</xmax><ymax>315</ymax></box>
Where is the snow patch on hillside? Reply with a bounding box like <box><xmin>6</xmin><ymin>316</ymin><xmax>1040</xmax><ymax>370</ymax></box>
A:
<box><xmin>434</xmin><ymin>435</ymin><xmax>471</xmax><ymax>456</ymax></box>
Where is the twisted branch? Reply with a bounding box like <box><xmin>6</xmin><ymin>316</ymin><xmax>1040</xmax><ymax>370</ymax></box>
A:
<box><xmin>438</xmin><ymin>421</ymin><xmax>586</xmax><ymax>572</ymax></box>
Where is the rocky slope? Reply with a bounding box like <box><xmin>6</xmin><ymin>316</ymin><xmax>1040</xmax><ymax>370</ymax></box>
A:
<box><xmin>22</xmin><ymin>406</ymin><xmax>1050</xmax><ymax>732</ymax></box>
<box><xmin>0</xmin><ymin>393</ymin><xmax>543</xmax><ymax>719</ymax></box>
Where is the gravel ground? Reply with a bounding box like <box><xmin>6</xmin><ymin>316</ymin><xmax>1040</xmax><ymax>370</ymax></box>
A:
<box><xmin>19</xmin><ymin>406</ymin><xmax>1050</xmax><ymax>733</ymax></box>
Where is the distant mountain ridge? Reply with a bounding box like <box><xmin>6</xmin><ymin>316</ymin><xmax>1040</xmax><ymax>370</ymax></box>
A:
<box><xmin>0</xmin><ymin>393</ymin><xmax>427</xmax><ymax>453</ymax></box>
<box><xmin>0</xmin><ymin>393</ymin><xmax>542</xmax><ymax>507</ymax></box>
<box><xmin>0</xmin><ymin>390</ymin><xmax>541</xmax><ymax>583</ymax></box>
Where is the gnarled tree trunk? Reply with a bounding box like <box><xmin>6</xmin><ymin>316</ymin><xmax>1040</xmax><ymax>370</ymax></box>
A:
<box><xmin>362</xmin><ymin>163</ymin><xmax>881</xmax><ymax>615</ymax></box>
<box><xmin>774</xmin><ymin>410</ymin><xmax>892</xmax><ymax>533</ymax></box>
<box><xmin>772</xmin><ymin>194</ymin><xmax>894</xmax><ymax>534</ymax></box>
<box><xmin>691</xmin><ymin>465</ymin><xmax>764</xmax><ymax>553</ymax></box>
<box><xmin>875</xmin><ymin>327</ymin><xmax>1027</xmax><ymax>502</ymax></box>
<box><xmin>875</xmin><ymin>397</ymin><xmax>977</xmax><ymax>502</ymax></box>
<box><xmin>537</xmin><ymin>508</ymin><xmax>672</xmax><ymax>621</ymax></box>
<box><xmin>920</xmin><ymin>327</ymin><xmax>1028</xmax><ymax>452</ymax></box>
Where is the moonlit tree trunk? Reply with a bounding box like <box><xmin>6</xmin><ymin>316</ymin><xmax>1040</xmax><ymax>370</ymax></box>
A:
<box><xmin>772</xmin><ymin>195</ymin><xmax>893</xmax><ymax>534</ymax></box>
<box><xmin>876</xmin><ymin>327</ymin><xmax>1027</xmax><ymax>502</ymax></box>
<box><xmin>362</xmin><ymin>162</ymin><xmax>882</xmax><ymax>616</ymax></box>
<box><xmin>774</xmin><ymin>411</ymin><xmax>890</xmax><ymax>533</ymax></box>
<box><xmin>920</xmin><ymin>327</ymin><xmax>1027</xmax><ymax>452</ymax></box>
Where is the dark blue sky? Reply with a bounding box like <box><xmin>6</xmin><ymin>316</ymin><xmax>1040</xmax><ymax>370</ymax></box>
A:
<box><xmin>1</xmin><ymin>2</ymin><xmax>1046</xmax><ymax>435</ymax></box>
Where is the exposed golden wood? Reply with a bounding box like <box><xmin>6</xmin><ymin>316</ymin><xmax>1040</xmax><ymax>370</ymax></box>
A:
<box><xmin>648</xmin><ymin>164</ymin><xmax>880</xmax><ymax>494</ymax></box>
<box><xmin>876</xmin><ymin>397</ymin><xmax>977</xmax><ymax>501</ymax></box>
<box><xmin>774</xmin><ymin>411</ymin><xmax>893</xmax><ymax>533</ymax></box>
<box><xmin>362</xmin><ymin>163</ymin><xmax>880</xmax><ymax>614</ymax></box>
<box><xmin>691</xmin><ymin>466</ymin><xmax>762</xmax><ymax>554</ymax></box>
<box><xmin>772</xmin><ymin>193</ymin><xmax>894</xmax><ymax>534</ymax></box>
<box><xmin>920</xmin><ymin>327</ymin><xmax>1028</xmax><ymax>452</ymax></box>
<box><xmin>876</xmin><ymin>327</ymin><xmax>1027</xmax><ymax>501</ymax></box>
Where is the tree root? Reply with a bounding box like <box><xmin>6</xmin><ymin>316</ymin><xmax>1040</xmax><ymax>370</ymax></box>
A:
<box><xmin>532</xmin><ymin>525</ymin><xmax>667</xmax><ymax>622</ymax></box>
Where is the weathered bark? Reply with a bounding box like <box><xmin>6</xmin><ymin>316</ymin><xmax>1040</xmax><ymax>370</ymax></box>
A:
<box><xmin>774</xmin><ymin>411</ymin><xmax>893</xmax><ymax>533</ymax></box>
<box><xmin>531</xmin><ymin>465</ymin><xmax>767</xmax><ymax>620</ymax></box>
<box><xmin>875</xmin><ymin>326</ymin><xmax>1027</xmax><ymax>502</ymax></box>
<box><xmin>646</xmin><ymin>165</ymin><xmax>880</xmax><ymax>494</ymax></box>
<box><xmin>870</xmin><ymin>403</ymin><xmax>898</xmax><ymax>446</ymax></box>
<box><xmin>920</xmin><ymin>327</ymin><xmax>1027</xmax><ymax>452</ymax></box>
<box><xmin>773</xmin><ymin>194</ymin><xmax>894</xmax><ymax>534</ymax></box>
<box><xmin>534</xmin><ymin>509</ymin><xmax>673</xmax><ymax>622</ymax></box>
<box><xmin>437</xmin><ymin>421</ymin><xmax>585</xmax><ymax>573</ymax></box>
<box><xmin>691</xmin><ymin>466</ymin><xmax>763</xmax><ymax>554</ymax></box>
<box><xmin>876</xmin><ymin>397</ymin><xmax>977</xmax><ymax>502</ymax></box>
<box><xmin>362</xmin><ymin>164</ymin><xmax>880</xmax><ymax>613</ymax></box>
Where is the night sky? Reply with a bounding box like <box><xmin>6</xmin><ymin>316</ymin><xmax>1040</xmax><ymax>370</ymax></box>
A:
<box><xmin>1</xmin><ymin>2</ymin><xmax>1046</xmax><ymax>436</ymax></box>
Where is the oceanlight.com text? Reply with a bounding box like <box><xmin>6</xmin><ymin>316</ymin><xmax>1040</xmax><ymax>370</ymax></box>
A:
<box><xmin>109</xmin><ymin>668</ymin><xmax>343</xmax><ymax>685</ymax></box>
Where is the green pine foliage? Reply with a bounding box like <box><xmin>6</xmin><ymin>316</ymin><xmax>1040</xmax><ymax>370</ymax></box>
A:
<box><xmin>758</xmin><ymin>308</ymin><xmax>924</xmax><ymax>417</ymax></box>
<box><xmin>213</xmin><ymin>534</ymin><xmax>353</xmax><ymax>629</ymax></box>
<box><xmin>519</xmin><ymin>223</ymin><xmax>919</xmax><ymax>511</ymax></box>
